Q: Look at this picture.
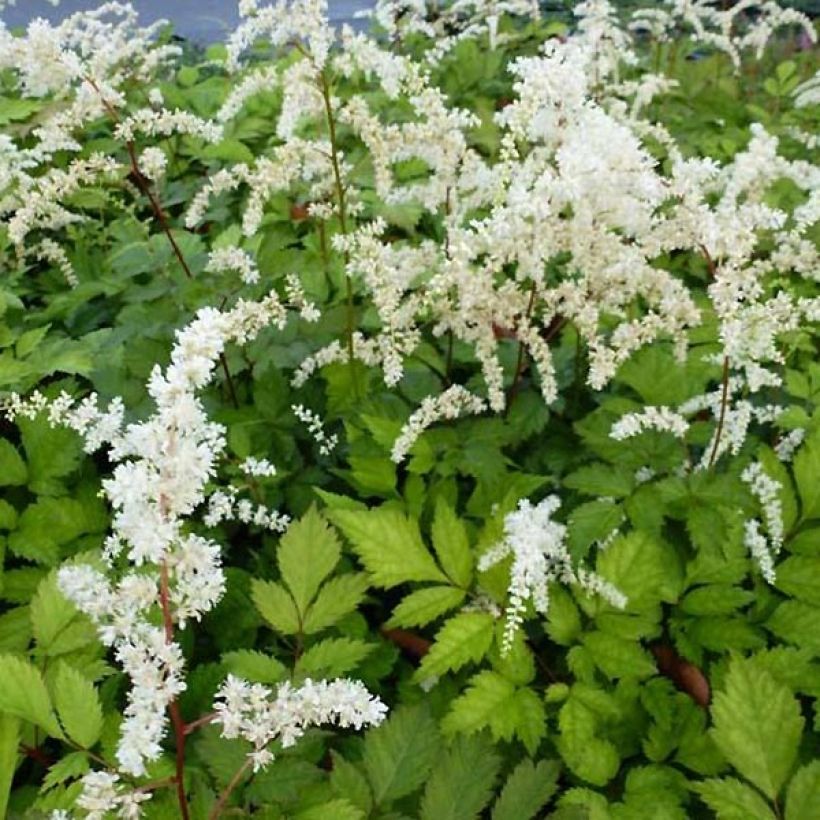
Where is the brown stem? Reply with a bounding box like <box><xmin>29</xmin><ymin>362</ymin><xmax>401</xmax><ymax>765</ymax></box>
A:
<box><xmin>209</xmin><ymin>758</ymin><xmax>252</xmax><ymax>820</ymax></box>
<box><xmin>84</xmin><ymin>76</ymin><xmax>239</xmax><ymax>409</ymax></box>
<box><xmin>159</xmin><ymin>563</ymin><xmax>191</xmax><ymax>820</ymax></box>
<box><xmin>708</xmin><ymin>356</ymin><xmax>731</xmax><ymax>469</ymax></box>
<box><xmin>317</xmin><ymin>68</ymin><xmax>355</xmax><ymax>367</ymax></box>
<box><xmin>507</xmin><ymin>282</ymin><xmax>538</xmax><ymax>409</ymax></box>
<box><xmin>184</xmin><ymin>711</ymin><xmax>218</xmax><ymax>736</ymax></box>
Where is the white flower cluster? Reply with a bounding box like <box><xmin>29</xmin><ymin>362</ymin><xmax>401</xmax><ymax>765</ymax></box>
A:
<box><xmin>479</xmin><ymin>497</ymin><xmax>626</xmax><ymax>652</ymax></box>
<box><xmin>292</xmin><ymin>404</ymin><xmax>338</xmax><ymax>455</ymax></box>
<box><xmin>74</xmin><ymin>771</ymin><xmax>151</xmax><ymax>820</ymax></box>
<box><xmin>741</xmin><ymin>460</ymin><xmax>784</xmax><ymax>583</ymax></box>
<box><xmin>241</xmin><ymin>456</ymin><xmax>278</xmax><ymax>477</ymax></box>
<box><xmin>391</xmin><ymin>386</ymin><xmax>486</xmax><ymax>463</ymax></box>
<box><xmin>206</xmin><ymin>246</ymin><xmax>261</xmax><ymax>285</ymax></box>
<box><xmin>214</xmin><ymin>675</ymin><xmax>387</xmax><ymax>772</ymax></box>
<box><xmin>5</xmin><ymin>292</ymin><xmax>295</xmax><ymax>799</ymax></box>
<box><xmin>610</xmin><ymin>406</ymin><xmax>690</xmax><ymax>440</ymax></box>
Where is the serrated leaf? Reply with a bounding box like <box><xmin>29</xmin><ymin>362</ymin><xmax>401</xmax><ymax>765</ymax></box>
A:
<box><xmin>41</xmin><ymin>750</ymin><xmax>90</xmax><ymax>792</ymax></box>
<box><xmin>420</xmin><ymin>733</ymin><xmax>500</xmax><ymax>820</ymax></box>
<box><xmin>53</xmin><ymin>664</ymin><xmax>103</xmax><ymax>749</ymax></box>
<box><xmin>492</xmin><ymin>758</ymin><xmax>560</xmax><ymax>820</ymax></box>
<box><xmin>794</xmin><ymin>435</ymin><xmax>820</xmax><ymax>521</ymax></box>
<box><xmin>386</xmin><ymin>586</ymin><xmax>465</xmax><ymax>629</ymax></box>
<box><xmin>556</xmin><ymin>692</ymin><xmax>620</xmax><ymax>786</ymax></box>
<box><xmin>582</xmin><ymin>632</ymin><xmax>656</xmax><ymax>679</ymax></box>
<box><xmin>416</xmin><ymin>612</ymin><xmax>495</xmax><ymax>681</ymax></box>
<box><xmin>363</xmin><ymin>704</ymin><xmax>441</xmax><ymax>805</ymax></box>
<box><xmin>431</xmin><ymin>500</ymin><xmax>473</xmax><ymax>587</ymax></box>
<box><xmin>785</xmin><ymin>761</ymin><xmax>820</xmax><ymax>820</ymax></box>
<box><xmin>442</xmin><ymin>671</ymin><xmax>545</xmax><ymax>752</ymax></box>
<box><xmin>710</xmin><ymin>658</ymin><xmax>803</xmax><ymax>799</ymax></box>
<box><xmin>0</xmin><ymin>654</ymin><xmax>63</xmax><ymax>738</ymax></box>
<box><xmin>775</xmin><ymin>557</ymin><xmax>820</xmax><ymax>606</ymax></box>
<box><xmin>295</xmin><ymin>799</ymin><xmax>363</xmax><ymax>820</ymax></box>
<box><xmin>221</xmin><ymin>650</ymin><xmax>287</xmax><ymax>684</ymax></box>
<box><xmin>443</xmin><ymin>671</ymin><xmax>516</xmax><ymax>736</ymax></box>
<box><xmin>545</xmin><ymin>586</ymin><xmax>582</xmax><ymax>646</ymax></box>
<box><xmin>693</xmin><ymin>778</ymin><xmax>775</xmax><ymax>819</ymax></box>
<box><xmin>567</xmin><ymin>500</ymin><xmax>624</xmax><ymax>556</ymax></box>
<box><xmin>330</xmin><ymin>752</ymin><xmax>373</xmax><ymax>815</ymax></box>
<box><xmin>302</xmin><ymin>573</ymin><xmax>370</xmax><ymax>634</ymax></box>
<box><xmin>252</xmin><ymin>579</ymin><xmax>300</xmax><ymax>635</ymax></box>
<box><xmin>767</xmin><ymin>601</ymin><xmax>820</xmax><ymax>654</ymax></box>
<box><xmin>0</xmin><ymin>439</ymin><xmax>27</xmax><ymax>487</ymax></box>
<box><xmin>30</xmin><ymin>573</ymin><xmax>79</xmax><ymax>654</ymax></box>
<box><xmin>329</xmin><ymin>508</ymin><xmax>448</xmax><ymax>587</ymax></box>
<box><xmin>278</xmin><ymin>507</ymin><xmax>341</xmax><ymax>614</ymax></box>
<box><xmin>19</xmin><ymin>416</ymin><xmax>83</xmax><ymax>496</ymax></box>
<box><xmin>0</xmin><ymin>714</ymin><xmax>19</xmax><ymax>819</ymax></box>
<box><xmin>564</xmin><ymin>464</ymin><xmax>634</xmax><ymax>498</ymax></box>
<box><xmin>597</xmin><ymin>531</ymin><xmax>682</xmax><ymax>610</ymax></box>
<box><xmin>295</xmin><ymin>637</ymin><xmax>373</xmax><ymax>678</ymax></box>
<box><xmin>680</xmin><ymin>586</ymin><xmax>754</xmax><ymax>616</ymax></box>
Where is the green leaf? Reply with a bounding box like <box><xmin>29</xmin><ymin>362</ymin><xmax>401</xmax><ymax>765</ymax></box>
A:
<box><xmin>431</xmin><ymin>500</ymin><xmax>473</xmax><ymax>587</ymax></box>
<box><xmin>693</xmin><ymin>778</ymin><xmax>775</xmax><ymax>820</ymax></box>
<box><xmin>252</xmin><ymin>579</ymin><xmax>300</xmax><ymax>635</ymax></box>
<box><xmin>0</xmin><ymin>654</ymin><xmax>63</xmax><ymax>738</ymax></box>
<box><xmin>767</xmin><ymin>601</ymin><xmax>820</xmax><ymax>654</ymax></box>
<box><xmin>582</xmin><ymin>632</ymin><xmax>656</xmax><ymax>680</ymax></box>
<box><xmin>545</xmin><ymin>587</ymin><xmax>583</xmax><ymax>646</ymax></box>
<box><xmin>567</xmin><ymin>500</ymin><xmax>624</xmax><ymax>556</ymax></box>
<box><xmin>295</xmin><ymin>637</ymin><xmax>373</xmax><ymax>678</ymax></box>
<box><xmin>41</xmin><ymin>750</ymin><xmax>90</xmax><ymax>792</ymax></box>
<box><xmin>442</xmin><ymin>671</ymin><xmax>545</xmax><ymax>753</ymax></box>
<box><xmin>794</xmin><ymin>435</ymin><xmax>820</xmax><ymax>521</ymax></box>
<box><xmin>386</xmin><ymin>586</ymin><xmax>465</xmax><ymax>629</ymax></box>
<box><xmin>278</xmin><ymin>507</ymin><xmax>341</xmax><ymax>614</ymax></box>
<box><xmin>597</xmin><ymin>531</ymin><xmax>682</xmax><ymax>610</ymax></box>
<box><xmin>221</xmin><ymin>650</ymin><xmax>287</xmax><ymax>684</ymax></box>
<box><xmin>330</xmin><ymin>752</ymin><xmax>373</xmax><ymax>816</ymax></box>
<box><xmin>563</xmin><ymin>464</ymin><xmax>634</xmax><ymax>498</ymax></box>
<box><xmin>556</xmin><ymin>691</ymin><xmax>620</xmax><ymax>786</ymax></box>
<box><xmin>710</xmin><ymin>658</ymin><xmax>803</xmax><ymax>799</ymax></box>
<box><xmin>786</xmin><ymin>761</ymin><xmax>820</xmax><ymax>820</ymax></box>
<box><xmin>0</xmin><ymin>439</ymin><xmax>27</xmax><ymax>487</ymax></box>
<box><xmin>420</xmin><ymin>734</ymin><xmax>501</xmax><ymax>820</ymax></box>
<box><xmin>363</xmin><ymin>704</ymin><xmax>441</xmax><ymax>806</ymax></box>
<box><xmin>302</xmin><ymin>573</ymin><xmax>370</xmax><ymax>634</ymax></box>
<box><xmin>53</xmin><ymin>664</ymin><xmax>103</xmax><ymax>749</ymax></box>
<box><xmin>416</xmin><ymin>612</ymin><xmax>495</xmax><ymax>681</ymax></box>
<box><xmin>19</xmin><ymin>416</ymin><xmax>83</xmax><ymax>496</ymax></box>
<box><xmin>330</xmin><ymin>508</ymin><xmax>448</xmax><ymax>587</ymax></box>
<box><xmin>30</xmin><ymin>573</ymin><xmax>79</xmax><ymax>654</ymax></box>
<box><xmin>775</xmin><ymin>557</ymin><xmax>820</xmax><ymax>605</ymax></box>
<box><xmin>0</xmin><ymin>714</ymin><xmax>19</xmax><ymax>820</ymax></box>
<box><xmin>294</xmin><ymin>799</ymin><xmax>363</xmax><ymax>820</ymax></box>
<box><xmin>443</xmin><ymin>671</ymin><xmax>515</xmax><ymax>736</ymax></box>
<box><xmin>492</xmin><ymin>758</ymin><xmax>560</xmax><ymax>820</ymax></box>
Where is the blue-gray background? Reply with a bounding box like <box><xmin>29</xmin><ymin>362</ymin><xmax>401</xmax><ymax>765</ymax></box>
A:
<box><xmin>2</xmin><ymin>0</ymin><xmax>374</xmax><ymax>40</ymax></box>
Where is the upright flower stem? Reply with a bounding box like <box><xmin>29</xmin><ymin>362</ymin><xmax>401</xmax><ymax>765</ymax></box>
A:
<box><xmin>317</xmin><ymin>68</ymin><xmax>356</xmax><ymax>368</ymax></box>
<box><xmin>84</xmin><ymin>76</ymin><xmax>239</xmax><ymax>410</ymax></box>
<box><xmin>159</xmin><ymin>562</ymin><xmax>191</xmax><ymax>820</ymax></box>
<box><xmin>507</xmin><ymin>281</ymin><xmax>538</xmax><ymax>410</ymax></box>
<box><xmin>708</xmin><ymin>355</ymin><xmax>731</xmax><ymax>468</ymax></box>
<box><xmin>209</xmin><ymin>758</ymin><xmax>253</xmax><ymax>820</ymax></box>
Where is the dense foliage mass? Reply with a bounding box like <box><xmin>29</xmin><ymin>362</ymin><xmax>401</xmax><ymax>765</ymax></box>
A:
<box><xmin>0</xmin><ymin>0</ymin><xmax>818</xmax><ymax>817</ymax></box>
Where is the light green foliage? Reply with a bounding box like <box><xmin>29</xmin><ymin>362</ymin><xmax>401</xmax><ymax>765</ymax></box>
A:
<box><xmin>710</xmin><ymin>657</ymin><xmax>804</xmax><ymax>800</ymax></box>
<box><xmin>52</xmin><ymin>664</ymin><xmax>103</xmax><ymax>749</ymax></box>
<box><xmin>419</xmin><ymin>734</ymin><xmax>500</xmax><ymax>820</ymax></box>
<box><xmin>491</xmin><ymin>758</ymin><xmax>560</xmax><ymax>820</ymax></box>
<box><xmin>0</xmin><ymin>1</ymin><xmax>818</xmax><ymax>816</ymax></box>
<box><xmin>362</xmin><ymin>705</ymin><xmax>441</xmax><ymax>806</ymax></box>
<box><xmin>0</xmin><ymin>654</ymin><xmax>63</xmax><ymax>738</ymax></box>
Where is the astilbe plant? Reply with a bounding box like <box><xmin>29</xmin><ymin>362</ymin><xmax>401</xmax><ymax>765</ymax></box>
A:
<box><xmin>0</xmin><ymin>0</ymin><xmax>818</xmax><ymax>816</ymax></box>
